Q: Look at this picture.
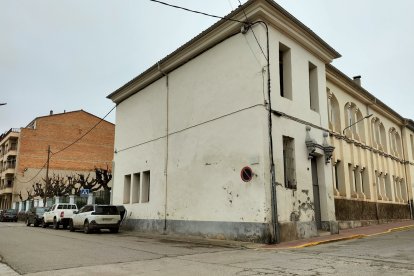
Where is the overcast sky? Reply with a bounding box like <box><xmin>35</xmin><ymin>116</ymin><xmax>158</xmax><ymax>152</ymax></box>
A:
<box><xmin>1</xmin><ymin>0</ymin><xmax>413</xmax><ymax>132</ymax></box>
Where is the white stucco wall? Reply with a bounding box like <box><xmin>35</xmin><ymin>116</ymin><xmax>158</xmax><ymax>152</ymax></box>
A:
<box><xmin>112</xmin><ymin>21</ymin><xmax>338</xmax><ymax>236</ymax></box>
<box><xmin>113</xmin><ymin>31</ymin><xmax>271</xmax><ymax>224</ymax></box>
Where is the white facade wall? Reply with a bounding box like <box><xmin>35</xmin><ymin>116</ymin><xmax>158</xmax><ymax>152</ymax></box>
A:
<box><xmin>112</xmin><ymin>20</ymin><xmax>338</xmax><ymax>241</ymax></box>
<box><xmin>113</xmin><ymin>32</ymin><xmax>273</xmax><ymax>240</ymax></box>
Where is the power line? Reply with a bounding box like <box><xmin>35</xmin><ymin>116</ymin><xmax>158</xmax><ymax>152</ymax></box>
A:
<box><xmin>51</xmin><ymin>105</ymin><xmax>116</xmax><ymax>157</ymax></box>
<box><xmin>15</xmin><ymin>160</ymin><xmax>48</xmax><ymax>184</ymax></box>
<box><xmin>149</xmin><ymin>0</ymin><xmax>245</xmax><ymax>24</ymax></box>
<box><xmin>237</xmin><ymin>0</ymin><xmax>267</xmax><ymax>60</ymax></box>
<box><xmin>116</xmin><ymin>103</ymin><xmax>264</xmax><ymax>153</ymax></box>
<box><xmin>15</xmin><ymin>105</ymin><xmax>116</xmax><ymax>184</ymax></box>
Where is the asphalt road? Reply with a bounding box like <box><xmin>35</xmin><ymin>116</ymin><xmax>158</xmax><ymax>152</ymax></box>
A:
<box><xmin>0</xmin><ymin>222</ymin><xmax>413</xmax><ymax>275</ymax></box>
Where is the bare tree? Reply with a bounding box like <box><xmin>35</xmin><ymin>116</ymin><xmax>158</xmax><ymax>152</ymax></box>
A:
<box><xmin>20</xmin><ymin>168</ymin><xmax>112</xmax><ymax>202</ymax></box>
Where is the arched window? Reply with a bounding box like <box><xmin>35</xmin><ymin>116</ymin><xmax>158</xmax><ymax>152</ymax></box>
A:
<box><xmin>370</xmin><ymin>117</ymin><xmax>387</xmax><ymax>151</ymax></box>
<box><xmin>389</xmin><ymin>128</ymin><xmax>402</xmax><ymax>157</ymax></box>
<box><xmin>327</xmin><ymin>90</ymin><xmax>341</xmax><ymax>132</ymax></box>
<box><xmin>380</xmin><ymin>123</ymin><xmax>387</xmax><ymax>152</ymax></box>
<box><xmin>344</xmin><ymin>102</ymin><xmax>366</xmax><ymax>142</ymax></box>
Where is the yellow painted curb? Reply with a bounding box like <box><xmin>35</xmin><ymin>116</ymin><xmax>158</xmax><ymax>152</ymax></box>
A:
<box><xmin>291</xmin><ymin>234</ymin><xmax>365</xmax><ymax>248</ymax></box>
<box><xmin>366</xmin><ymin>224</ymin><xmax>414</xmax><ymax>237</ymax></box>
<box><xmin>256</xmin><ymin>224</ymin><xmax>414</xmax><ymax>250</ymax></box>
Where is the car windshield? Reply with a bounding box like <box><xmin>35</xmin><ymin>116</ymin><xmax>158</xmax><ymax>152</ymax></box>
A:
<box><xmin>35</xmin><ymin>208</ymin><xmax>47</xmax><ymax>214</ymax></box>
<box><xmin>94</xmin><ymin>206</ymin><xmax>119</xmax><ymax>215</ymax></box>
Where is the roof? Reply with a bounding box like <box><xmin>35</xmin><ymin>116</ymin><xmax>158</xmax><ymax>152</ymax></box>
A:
<box><xmin>326</xmin><ymin>64</ymin><xmax>411</xmax><ymax>125</ymax></box>
<box><xmin>107</xmin><ymin>0</ymin><xmax>340</xmax><ymax>103</ymax></box>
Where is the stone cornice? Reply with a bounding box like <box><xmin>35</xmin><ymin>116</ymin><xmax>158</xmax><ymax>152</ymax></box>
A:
<box><xmin>330</xmin><ymin>131</ymin><xmax>407</xmax><ymax>164</ymax></box>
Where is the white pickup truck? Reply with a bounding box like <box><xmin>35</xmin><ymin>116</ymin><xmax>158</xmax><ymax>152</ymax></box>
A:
<box><xmin>42</xmin><ymin>203</ymin><xmax>78</xmax><ymax>229</ymax></box>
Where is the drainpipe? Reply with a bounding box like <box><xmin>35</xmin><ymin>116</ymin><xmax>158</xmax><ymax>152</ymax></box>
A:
<box><xmin>245</xmin><ymin>21</ymin><xmax>280</xmax><ymax>244</ymax></box>
<box><xmin>400</xmin><ymin>122</ymin><xmax>413</xmax><ymax>219</ymax></box>
<box><xmin>157</xmin><ymin>62</ymin><xmax>169</xmax><ymax>232</ymax></box>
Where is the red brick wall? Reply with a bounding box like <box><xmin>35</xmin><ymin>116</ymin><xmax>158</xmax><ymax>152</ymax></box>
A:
<box><xmin>17</xmin><ymin>111</ymin><xmax>114</xmax><ymax>172</ymax></box>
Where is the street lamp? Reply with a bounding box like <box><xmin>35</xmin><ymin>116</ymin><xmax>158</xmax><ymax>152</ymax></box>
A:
<box><xmin>0</xmin><ymin>103</ymin><xmax>6</xmax><ymax>106</ymax></box>
<box><xmin>342</xmin><ymin>114</ymin><xmax>373</xmax><ymax>135</ymax></box>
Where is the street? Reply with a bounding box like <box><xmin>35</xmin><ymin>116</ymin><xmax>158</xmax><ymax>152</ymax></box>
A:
<box><xmin>0</xmin><ymin>222</ymin><xmax>413</xmax><ymax>275</ymax></box>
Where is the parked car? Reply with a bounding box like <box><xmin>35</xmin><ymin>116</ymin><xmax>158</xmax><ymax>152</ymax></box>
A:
<box><xmin>69</xmin><ymin>204</ymin><xmax>120</xmax><ymax>234</ymax></box>
<box><xmin>42</xmin><ymin>203</ymin><xmax>78</xmax><ymax>229</ymax></box>
<box><xmin>0</xmin><ymin>209</ymin><xmax>18</xmax><ymax>222</ymax></box>
<box><xmin>26</xmin><ymin>207</ymin><xmax>48</xmax><ymax>227</ymax></box>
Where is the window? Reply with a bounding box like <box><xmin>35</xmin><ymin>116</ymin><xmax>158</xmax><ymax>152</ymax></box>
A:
<box><xmin>132</xmin><ymin>173</ymin><xmax>141</xmax><ymax>204</ymax></box>
<box><xmin>333</xmin><ymin>160</ymin><xmax>346</xmax><ymax>196</ymax></box>
<box><xmin>327</xmin><ymin>90</ymin><xmax>341</xmax><ymax>132</ymax></box>
<box><xmin>141</xmin><ymin>171</ymin><xmax>150</xmax><ymax>203</ymax></box>
<box><xmin>385</xmin><ymin>174</ymin><xmax>392</xmax><ymax>201</ymax></box>
<box><xmin>361</xmin><ymin>168</ymin><xmax>370</xmax><ymax>199</ymax></box>
<box><xmin>279</xmin><ymin>43</ymin><xmax>292</xmax><ymax>99</ymax></box>
<box><xmin>353</xmin><ymin>166</ymin><xmax>359</xmax><ymax>194</ymax></box>
<box><xmin>283</xmin><ymin>136</ymin><xmax>296</xmax><ymax>189</ymax></box>
<box><xmin>400</xmin><ymin>179</ymin><xmax>408</xmax><ymax>202</ymax></box>
<box><xmin>308</xmin><ymin>62</ymin><xmax>319</xmax><ymax>112</ymax></box>
<box><xmin>334</xmin><ymin>162</ymin><xmax>339</xmax><ymax>191</ymax></box>
<box><xmin>123</xmin><ymin>174</ymin><xmax>131</xmax><ymax>204</ymax></box>
<box><xmin>95</xmin><ymin>206</ymin><xmax>118</xmax><ymax>215</ymax></box>
<box><xmin>410</xmin><ymin>134</ymin><xmax>414</xmax><ymax>159</ymax></box>
<box><xmin>389</xmin><ymin>128</ymin><xmax>402</xmax><ymax>157</ymax></box>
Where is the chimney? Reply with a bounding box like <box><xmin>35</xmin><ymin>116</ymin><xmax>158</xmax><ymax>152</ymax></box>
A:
<box><xmin>353</xmin><ymin>75</ymin><xmax>361</xmax><ymax>86</ymax></box>
<box><xmin>50</xmin><ymin>110</ymin><xmax>53</xmax><ymax>115</ymax></box>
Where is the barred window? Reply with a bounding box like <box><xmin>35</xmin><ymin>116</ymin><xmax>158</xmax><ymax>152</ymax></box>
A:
<box><xmin>283</xmin><ymin>136</ymin><xmax>296</xmax><ymax>189</ymax></box>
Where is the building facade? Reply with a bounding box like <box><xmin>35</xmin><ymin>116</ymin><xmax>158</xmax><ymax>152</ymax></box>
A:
<box><xmin>0</xmin><ymin>128</ymin><xmax>19</xmax><ymax>210</ymax></box>
<box><xmin>108</xmin><ymin>0</ymin><xmax>413</xmax><ymax>243</ymax></box>
<box><xmin>0</xmin><ymin>110</ymin><xmax>115</xmax><ymax>210</ymax></box>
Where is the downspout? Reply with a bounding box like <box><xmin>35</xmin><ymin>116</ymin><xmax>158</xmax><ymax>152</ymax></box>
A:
<box><xmin>368</xmin><ymin>99</ymin><xmax>380</xmax><ymax>221</ymax></box>
<box><xmin>400</xmin><ymin>122</ymin><xmax>413</xmax><ymax>219</ymax></box>
<box><xmin>246</xmin><ymin>21</ymin><xmax>280</xmax><ymax>244</ymax></box>
<box><xmin>157</xmin><ymin>62</ymin><xmax>169</xmax><ymax>232</ymax></box>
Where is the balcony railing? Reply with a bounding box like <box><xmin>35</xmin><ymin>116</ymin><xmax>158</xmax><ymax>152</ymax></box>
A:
<box><xmin>7</xmin><ymin>145</ymin><xmax>17</xmax><ymax>152</ymax></box>
<box><xmin>3</xmin><ymin>161</ymin><xmax>16</xmax><ymax>170</ymax></box>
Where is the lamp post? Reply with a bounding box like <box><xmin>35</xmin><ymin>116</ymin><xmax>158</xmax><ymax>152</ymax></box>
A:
<box><xmin>342</xmin><ymin>114</ymin><xmax>373</xmax><ymax>135</ymax></box>
<box><xmin>0</xmin><ymin>103</ymin><xmax>6</xmax><ymax>106</ymax></box>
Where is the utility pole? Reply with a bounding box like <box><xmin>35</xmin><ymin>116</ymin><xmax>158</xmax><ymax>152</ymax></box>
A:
<box><xmin>44</xmin><ymin>145</ymin><xmax>51</xmax><ymax>205</ymax></box>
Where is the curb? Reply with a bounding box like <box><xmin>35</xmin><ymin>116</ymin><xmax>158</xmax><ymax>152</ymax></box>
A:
<box><xmin>258</xmin><ymin>223</ymin><xmax>414</xmax><ymax>250</ymax></box>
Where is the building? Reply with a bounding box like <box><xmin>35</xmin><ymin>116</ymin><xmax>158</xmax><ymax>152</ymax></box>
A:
<box><xmin>0</xmin><ymin>110</ymin><xmax>115</xmax><ymax>210</ymax></box>
<box><xmin>327</xmin><ymin>66</ymin><xmax>413</xmax><ymax>228</ymax></box>
<box><xmin>108</xmin><ymin>0</ymin><xmax>413</xmax><ymax>243</ymax></box>
<box><xmin>0</xmin><ymin>128</ymin><xmax>19</xmax><ymax>210</ymax></box>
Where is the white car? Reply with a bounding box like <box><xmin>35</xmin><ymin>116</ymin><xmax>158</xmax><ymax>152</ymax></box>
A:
<box><xmin>42</xmin><ymin>203</ymin><xmax>78</xmax><ymax>229</ymax></box>
<box><xmin>69</xmin><ymin>204</ymin><xmax>121</xmax><ymax>234</ymax></box>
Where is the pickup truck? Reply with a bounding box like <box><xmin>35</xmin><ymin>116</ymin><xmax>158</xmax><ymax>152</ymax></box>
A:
<box><xmin>42</xmin><ymin>203</ymin><xmax>78</xmax><ymax>229</ymax></box>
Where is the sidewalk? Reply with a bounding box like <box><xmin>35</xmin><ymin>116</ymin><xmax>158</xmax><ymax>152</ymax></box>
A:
<box><xmin>260</xmin><ymin>220</ymin><xmax>414</xmax><ymax>250</ymax></box>
<box><xmin>119</xmin><ymin>220</ymin><xmax>414</xmax><ymax>250</ymax></box>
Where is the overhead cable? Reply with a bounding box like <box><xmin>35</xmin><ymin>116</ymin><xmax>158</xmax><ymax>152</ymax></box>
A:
<box><xmin>149</xmin><ymin>0</ymin><xmax>245</xmax><ymax>24</ymax></box>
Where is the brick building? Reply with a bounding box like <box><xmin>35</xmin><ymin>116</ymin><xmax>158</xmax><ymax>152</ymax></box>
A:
<box><xmin>0</xmin><ymin>110</ymin><xmax>115</xmax><ymax>210</ymax></box>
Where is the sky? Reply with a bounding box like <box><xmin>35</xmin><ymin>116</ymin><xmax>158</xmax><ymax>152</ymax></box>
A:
<box><xmin>1</xmin><ymin>0</ymin><xmax>413</xmax><ymax>132</ymax></box>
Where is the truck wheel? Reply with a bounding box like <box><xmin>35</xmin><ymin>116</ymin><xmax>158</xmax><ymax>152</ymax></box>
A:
<box><xmin>69</xmin><ymin>220</ymin><xmax>75</xmax><ymax>232</ymax></box>
<box><xmin>53</xmin><ymin>218</ymin><xmax>59</xmax><ymax>230</ymax></box>
<box><xmin>41</xmin><ymin>219</ymin><xmax>47</xmax><ymax>228</ymax></box>
<box><xmin>83</xmin><ymin>221</ymin><xmax>91</xmax><ymax>234</ymax></box>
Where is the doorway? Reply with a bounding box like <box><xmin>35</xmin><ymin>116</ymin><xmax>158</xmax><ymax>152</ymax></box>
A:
<box><xmin>311</xmin><ymin>158</ymin><xmax>322</xmax><ymax>229</ymax></box>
